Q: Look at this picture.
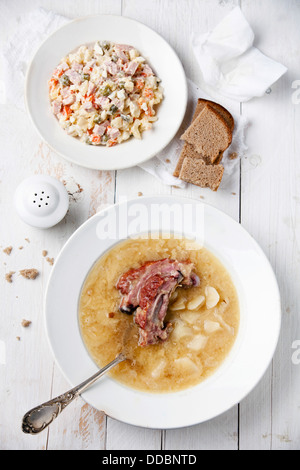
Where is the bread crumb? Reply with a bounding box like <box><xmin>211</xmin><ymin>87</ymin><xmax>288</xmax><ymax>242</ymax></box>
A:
<box><xmin>63</xmin><ymin>179</ymin><xmax>84</xmax><ymax>202</ymax></box>
<box><xmin>21</xmin><ymin>319</ymin><xmax>31</xmax><ymax>328</ymax></box>
<box><xmin>16</xmin><ymin>336</ymin><xmax>21</xmax><ymax>341</ymax></box>
<box><xmin>42</xmin><ymin>250</ymin><xmax>48</xmax><ymax>257</ymax></box>
<box><xmin>5</xmin><ymin>271</ymin><xmax>15</xmax><ymax>283</ymax></box>
<box><xmin>165</xmin><ymin>158</ymin><xmax>171</xmax><ymax>163</ymax></box>
<box><xmin>108</xmin><ymin>312</ymin><xmax>115</xmax><ymax>318</ymax></box>
<box><xmin>19</xmin><ymin>246</ymin><xmax>23</xmax><ymax>250</ymax></box>
<box><xmin>137</xmin><ymin>192</ymin><xmax>143</xmax><ymax>197</ymax></box>
<box><xmin>3</xmin><ymin>246</ymin><xmax>12</xmax><ymax>255</ymax></box>
<box><xmin>19</xmin><ymin>269</ymin><xmax>39</xmax><ymax>280</ymax></box>
<box><xmin>229</xmin><ymin>152</ymin><xmax>238</xmax><ymax>160</ymax></box>
<box><xmin>200</xmin><ymin>195</ymin><xmax>205</xmax><ymax>199</ymax></box>
<box><xmin>231</xmin><ymin>192</ymin><xmax>236</xmax><ymax>195</ymax></box>
<box><xmin>46</xmin><ymin>257</ymin><xmax>54</xmax><ymax>266</ymax></box>
<box><xmin>25</xmin><ymin>238</ymin><xmax>30</xmax><ymax>243</ymax></box>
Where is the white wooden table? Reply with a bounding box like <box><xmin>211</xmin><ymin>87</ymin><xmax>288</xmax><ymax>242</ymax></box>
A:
<box><xmin>1</xmin><ymin>0</ymin><xmax>300</xmax><ymax>450</ymax></box>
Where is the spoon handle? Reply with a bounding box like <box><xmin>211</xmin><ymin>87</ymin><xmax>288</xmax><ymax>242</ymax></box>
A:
<box><xmin>22</xmin><ymin>354</ymin><xmax>125</xmax><ymax>434</ymax></box>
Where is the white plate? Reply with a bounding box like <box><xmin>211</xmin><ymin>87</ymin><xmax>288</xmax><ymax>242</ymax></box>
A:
<box><xmin>44</xmin><ymin>196</ymin><xmax>281</xmax><ymax>429</ymax></box>
<box><xmin>25</xmin><ymin>15</ymin><xmax>187</xmax><ymax>170</ymax></box>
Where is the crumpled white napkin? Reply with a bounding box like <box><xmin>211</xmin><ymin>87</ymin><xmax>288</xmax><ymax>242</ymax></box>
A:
<box><xmin>2</xmin><ymin>7</ymin><xmax>249</xmax><ymax>188</ymax></box>
<box><xmin>192</xmin><ymin>6</ymin><xmax>287</xmax><ymax>102</ymax></box>
<box><xmin>2</xmin><ymin>8</ymin><xmax>68</xmax><ymax>111</ymax></box>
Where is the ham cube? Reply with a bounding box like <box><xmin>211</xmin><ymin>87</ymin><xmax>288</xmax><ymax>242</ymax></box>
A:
<box><xmin>52</xmin><ymin>100</ymin><xmax>62</xmax><ymax>115</ymax></box>
<box><xmin>125</xmin><ymin>61</ymin><xmax>139</xmax><ymax>76</ymax></box>
<box><xmin>107</xmin><ymin>127</ymin><xmax>120</xmax><ymax>140</ymax></box>
<box><xmin>62</xmin><ymin>94</ymin><xmax>75</xmax><ymax>105</ymax></box>
<box><xmin>93</xmin><ymin>123</ymin><xmax>106</xmax><ymax>136</ymax></box>
<box><xmin>87</xmin><ymin>82</ymin><xmax>96</xmax><ymax>96</ymax></box>
<box><xmin>83</xmin><ymin>101</ymin><xmax>94</xmax><ymax>112</ymax></box>
<box><xmin>65</xmin><ymin>69</ymin><xmax>82</xmax><ymax>85</ymax></box>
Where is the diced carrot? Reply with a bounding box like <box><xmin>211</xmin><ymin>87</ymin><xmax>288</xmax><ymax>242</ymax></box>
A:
<box><xmin>83</xmin><ymin>94</ymin><xmax>96</xmax><ymax>106</ymax></box>
<box><xmin>91</xmin><ymin>135</ymin><xmax>101</xmax><ymax>144</ymax></box>
<box><xmin>143</xmin><ymin>87</ymin><xmax>154</xmax><ymax>99</ymax></box>
<box><xmin>135</xmin><ymin>79</ymin><xmax>145</xmax><ymax>90</ymax></box>
<box><xmin>145</xmin><ymin>107</ymin><xmax>154</xmax><ymax>117</ymax></box>
<box><xmin>62</xmin><ymin>105</ymin><xmax>72</xmax><ymax>119</ymax></box>
<box><xmin>52</xmin><ymin>68</ymin><xmax>64</xmax><ymax>79</ymax></box>
<box><xmin>48</xmin><ymin>78</ymin><xmax>58</xmax><ymax>90</ymax></box>
<box><xmin>108</xmin><ymin>139</ymin><xmax>117</xmax><ymax>147</ymax></box>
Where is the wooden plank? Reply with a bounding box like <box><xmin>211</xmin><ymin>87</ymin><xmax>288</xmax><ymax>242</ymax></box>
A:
<box><xmin>239</xmin><ymin>0</ymin><xmax>300</xmax><ymax>450</ymax></box>
<box><xmin>164</xmin><ymin>0</ymin><xmax>240</xmax><ymax>448</ymax></box>
<box><xmin>106</xmin><ymin>419</ymin><xmax>162</xmax><ymax>450</ymax></box>
<box><xmin>43</xmin><ymin>0</ymin><xmax>122</xmax><ymax>450</ymax></box>
<box><xmin>112</xmin><ymin>0</ymin><xmax>241</xmax><ymax>451</ymax></box>
<box><xmin>0</xmin><ymin>0</ymin><xmax>121</xmax><ymax>450</ymax></box>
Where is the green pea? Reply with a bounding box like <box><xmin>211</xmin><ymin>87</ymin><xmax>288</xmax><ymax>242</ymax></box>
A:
<box><xmin>101</xmin><ymin>85</ymin><xmax>111</xmax><ymax>97</ymax></box>
<box><xmin>60</xmin><ymin>75</ymin><xmax>71</xmax><ymax>86</ymax></box>
<box><xmin>93</xmin><ymin>115</ymin><xmax>102</xmax><ymax>124</ymax></box>
<box><xmin>110</xmin><ymin>104</ymin><xmax>118</xmax><ymax>114</ymax></box>
<box><xmin>101</xmin><ymin>41</ymin><xmax>110</xmax><ymax>50</ymax></box>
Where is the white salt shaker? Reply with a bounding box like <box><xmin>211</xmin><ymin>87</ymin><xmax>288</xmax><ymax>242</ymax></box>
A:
<box><xmin>14</xmin><ymin>175</ymin><xmax>69</xmax><ymax>228</ymax></box>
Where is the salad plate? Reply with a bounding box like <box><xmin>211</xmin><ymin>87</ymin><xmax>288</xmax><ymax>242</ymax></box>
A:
<box><xmin>25</xmin><ymin>15</ymin><xmax>187</xmax><ymax>170</ymax></box>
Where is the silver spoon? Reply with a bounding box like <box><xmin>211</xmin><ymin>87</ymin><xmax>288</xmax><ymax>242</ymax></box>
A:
<box><xmin>22</xmin><ymin>353</ymin><xmax>126</xmax><ymax>434</ymax></box>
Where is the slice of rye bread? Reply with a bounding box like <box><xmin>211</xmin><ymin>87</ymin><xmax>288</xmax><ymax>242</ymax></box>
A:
<box><xmin>174</xmin><ymin>142</ymin><xmax>223</xmax><ymax>177</ymax></box>
<box><xmin>180</xmin><ymin>104</ymin><xmax>233</xmax><ymax>163</ymax></box>
<box><xmin>179</xmin><ymin>157</ymin><xmax>224</xmax><ymax>192</ymax></box>
<box><xmin>173</xmin><ymin>99</ymin><xmax>234</xmax><ymax>177</ymax></box>
<box><xmin>195</xmin><ymin>98</ymin><xmax>234</xmax><ymax>132</ymax></box>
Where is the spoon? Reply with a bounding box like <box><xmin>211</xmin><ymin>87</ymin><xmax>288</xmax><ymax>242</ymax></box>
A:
<box><xmin>22</xmin><ymin>353</ymin><xmax>126</xmax><ymax>434</ymax></box>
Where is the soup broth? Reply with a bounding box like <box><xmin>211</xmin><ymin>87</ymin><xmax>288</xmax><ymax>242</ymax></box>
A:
<box><xmin>79</xmin><ymin>237</ymin><xmax>239</xmax><ymax>392</ymax></box>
